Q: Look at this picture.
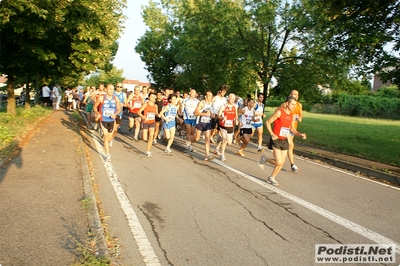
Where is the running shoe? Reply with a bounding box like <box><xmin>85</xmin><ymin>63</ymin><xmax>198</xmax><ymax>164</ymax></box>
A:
<box><xmin>109</xmin><ymin>140</ymin><xmax>113</xmax><ymax>148</ymax></box>
<box><xmin>291</xmin><ymin>164</ymin><xmax>300</xmax><ymax>172</ymax></box>
<box><xmin>145</xmin><ymin>151</ymin><xmax>152</xmax><ymax>157</ymax></box>
<box><xmin>187</xmin><ymin>144</ymin><xmax>194</xmax><ymax>152</ymax></box>
<box><xmin>210</xmin><ymin>138</ymin><xmax>216</xmax><ymax>144</ymax></box>
<box><xmin>153</xmin><ymin>140</ymin><xmax>158</xmax><ymax>145</ymax></box>
<box><xmin>205</xmin><ymin>154</ymin><xmax>214</xmax><ymax>161</ymax></box>
<box><xmin>128</xmin><ymin>127</ymin><xmax>133</xmax><ymax>132</ymax></box>
<box><xmin>105</xmin><ymin>154</ymin><xmax>111</xmax><ymax>162</ymax></box>
<box><xmin>267</xmin><ymin>176</ymin><xmax>279</xmax><ymax>186</ymax></box>
<box><xmin>236</xmin><ymin>150</ymin><xmax>245</xmax><ymax>157</ymax></box>
<box><xmin>258</xmin><ymin>154</ymin><xmax>267</xmax><ymax>170</ymax></box>
<box><xmin>214</xmin><ymin>149</ymin><xmax>221</xmax><ymax>156</ymax></box>
<box><xmin>133</xmin><ymin>136</ymin><xmax>139</xmax><ymax>142</ymax></box>
<box><xmin>93</xmin><ymin>123</ymin><xmax>98</xmax><ymax>131</ymax></box>
<box><xmin>257</xmin><ymin>147</ymin><xmax>264</xmax><ymax>153</ymax></box>
<box><xmin>219</xmin><ymin>155</ymin><xmax>226</xmax><ymax>162</ymax></box>
<box><xmin>165</xmin><ymin>147</ymin><xmax>172</xmax><ymax>153</ymax></box>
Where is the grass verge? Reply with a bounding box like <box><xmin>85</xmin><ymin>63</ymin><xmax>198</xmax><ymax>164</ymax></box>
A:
<box><xmin>265</xmin><ymin>107</ymin><xmax>400</xmax><ymax>167</ymax></box>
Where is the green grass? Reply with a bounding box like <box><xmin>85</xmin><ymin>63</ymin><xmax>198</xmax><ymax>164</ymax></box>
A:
<box><xmin>265</xmin><ymin>107</ymin><xmax>400</xmax><ymax>167</ymax></box>
<box><xmin>0</xmin><ymin>106</ymin><xmax>53</xmax><ymax>159</ymax></box>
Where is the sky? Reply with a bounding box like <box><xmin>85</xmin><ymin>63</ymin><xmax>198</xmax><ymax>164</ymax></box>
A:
<box><xmin>113</xmin><ymin>0</ymin><xmax>151</xmax><ymax>82</ymax></box>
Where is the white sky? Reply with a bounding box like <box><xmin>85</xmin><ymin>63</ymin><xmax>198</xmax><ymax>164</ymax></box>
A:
<box><xmin>113</xmin><ymin>0</ymin><xmax>151</xmax><ymax>82</ymax></box>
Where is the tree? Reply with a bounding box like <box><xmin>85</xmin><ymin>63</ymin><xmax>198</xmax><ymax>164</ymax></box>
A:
<box><xmin>0</xmin><ymin>0</ymin><xmax>126</xmax><ymax>114</ymax></box>
<box><xmin>305</xmin><ymin>0</ymin><xmax>400</xmax><ymax>87</ymax></box>
<box><xmin>83</xmin><ymin>67</ymin><xmax>125</xmax><ymax>87</ymax></box>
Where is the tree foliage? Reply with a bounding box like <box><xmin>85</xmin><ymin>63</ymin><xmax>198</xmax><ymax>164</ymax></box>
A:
<box><xmin>0</xmin><ymin>0</ymin><xmax>126</xmax><ymax>114</ymax></box>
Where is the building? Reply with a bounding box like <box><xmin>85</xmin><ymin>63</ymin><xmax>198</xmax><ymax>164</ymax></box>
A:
<box><xmin>122</xmin><ymin>79</ymin><xmax>151</xmax><ymax>92</ymax></box>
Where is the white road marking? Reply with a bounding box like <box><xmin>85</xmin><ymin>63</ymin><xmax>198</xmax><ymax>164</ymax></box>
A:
<box><xmin>212</xmin><ymin>159</ymin><xmax>400</xmax><ymax>255</ymax></box>
<box><xmin>91</xmin><ymin>133</ymin><xmax>161</xmax><ymax>266</ymax></box>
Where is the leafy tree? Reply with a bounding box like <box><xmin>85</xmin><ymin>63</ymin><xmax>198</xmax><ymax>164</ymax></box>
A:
<box><xmin>83</xmin><ymin>67</ymin><xmax>125</xmax><ymax>87</ymax></box>
<box><xmin>0</xmin><ymin>0</ymin><xmax>126</xmax><ymax>114</ymax></box>
<box><xmin>305</xmin><ymin>0</ymin><xmax>400</xmax><ymax>87</ymax></box>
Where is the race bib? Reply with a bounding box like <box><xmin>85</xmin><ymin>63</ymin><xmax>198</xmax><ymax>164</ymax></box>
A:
<box><xmin>188</xmin><ymin>114</ymin><xmax>195</xmax><ymax>119</ymax></box>
<box><xmin>201</xmin><ymin>116</ymin><xmax>211</xmax><ymax>123</ymax></box>
<box><xmin>246</xmin><ymin>119</ymin><xmax>252</xmax><ymax>125</ymax></box>
<box><xmin>224</xmin><ymin>120</ymin><xmax>233</xmax><ymax>127</ymax></box>
<box><xmin>147</xmin><ymin>112</ymin><xmax>155</xmax><ymax>120</ymax></box>
<box><xmin>103</xmin><ymin>108</ymin><xmax>114</xmax><ymax>117</ymax></box>
<box><xmin>279</xmin><ymin>127</ymin><xmax>291</xmax><ymax>137</ymax></box>
<box><xmin>133</xmin><ymin>102</ymin><xmax>141</xmax><ymax>108</ymax></box>
<box><xmin>168</xmin><ymin>115</ymin><xmax>175</xmax><ymax>121</ymax></box>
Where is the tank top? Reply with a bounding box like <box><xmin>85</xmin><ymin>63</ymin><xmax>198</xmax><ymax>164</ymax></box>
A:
<box><xmin>164</xmin><ymin>104</ymin><xmax>177</xmax><ymax>121</ymax></box>
<box><xmin>196</xmin><ymin>100</ymin><xmax>213</xmax><ymax>124</ymax></box>
<box><xmin>219</xmin><ymin>104</ymin><xmax>236</xmax><ymax>128</ymax></box>
<box><xmin>101</xmin><ymin>95</ymin><xmax>117</xmax><ymax>122</ymax></box>
<box><xmin>183</xmin><ymin>98</ymin><xmax>199</xmax><ymax>120</ymax></box>
<box><xmin>273</xmin><ymin>108</ymin><xmax>293</xmax><ymax>140</ymax></box>
<box><xmin>129</xmin><ymin>95</ymin><xmax>142</xmax><ymax>114</ymax></box>
<box><xmin>143</xmin><ymin>103</ymin><xmax>157</xmax><ymax>124</ymax></box>
<box><xmin>212</xmin><ymin>95</ymin><xmax>227</xmax><ymax>114</ymax></box>
<box><xmin>240</xmin><ymin>107</ymin><xmax>254</xmax><ymax>129</ymax></box>
<box><xmin>253</xmin><ymin>102</ymin><xmax>264</xmax><ymax>124</ymax></box>
<box><xmin>114</xmin><ymin>91</ymin><xmax>125</xmax><ymax>116</ymax></box>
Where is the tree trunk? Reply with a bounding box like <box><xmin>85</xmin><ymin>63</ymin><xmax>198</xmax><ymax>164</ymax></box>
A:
<box><xmin>25</xmin><ymin>74</ymin><xmax>32</xmax><ymax>110</ymax></box>
<box><xmin>7</xmin><ymin>75</ymin><xmax>16</xmax><ymax>116</ymax></box>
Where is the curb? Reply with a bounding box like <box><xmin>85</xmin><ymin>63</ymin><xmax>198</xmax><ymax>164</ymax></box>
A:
<box><xmin>258</xmin><ymin>137</ymin><xmax>400</xmax><ymax>186</ymax></box>
<box><xmin>75</xmin><ymin>111</ymin><xmax>109</xmax><ymax>257</ymax></box>
<box><xmin>294</xmin><ymin>149</ymin><xmax>400</xmax><ymax>186</ymax></box>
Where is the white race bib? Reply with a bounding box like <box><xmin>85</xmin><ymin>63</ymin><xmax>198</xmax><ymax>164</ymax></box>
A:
<box><xmin>279</xmin><ymin>127</ymin><xmax>291</xmax><ymax>137</ymax></box>
<box><xmin>201</xmin><ymin>116</ymin><xmax>211</xmax><ymax>123</ymax></box>
<box><xmin>147</xmin><ymin>113</ymin><xmax>155</xmax><ymax>120</ymax></box>
<box><xmin>133</xmin><ymin>102</ymin><xmax>141</xmax><ymax>108</ymax></box>
<box><xmin>224</xmin><ymin>120</ymin><xmax>233</xmax><ymax>127</ymax></box>
<box><xmin>103</xmin><ymin>108</ymin><xmax>114</xmax><ymax>117</ymax></box>
<box><xmin>188</xmin><ymin>114</ymin><xmax>195</xmax><ymax>119</ymax></box>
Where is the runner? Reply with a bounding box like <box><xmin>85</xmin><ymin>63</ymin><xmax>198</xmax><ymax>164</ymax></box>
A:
<box><xmin>278</xmin><ymin>90</ymin><xmax>303</xmax><ymax>172</ymax></box>
<box><xmin>217</xmin><ymin>93</ymin><xmax>238</xmax><ymax>161</ymax></box>
<box><xmin>182</xmin><ymin>89</ymin><xmax>199</xmax><ymax>152</ymax></box>
<box><xmin>127</xmin><ymin>85</ymin><xmax>143</xmax><ymax>141</ymax></box>
<box><xmin>91</xmin><ymin>83</ymin><xmax>106</xmax><ymax>131</ymax></box>
<box><xmin>252</xmin><ymin>92</ymin><xmax>266</xmax><ymax>153</ymax></box>
<box><xmin>211</xmin><ymin>85</ymin><xmax>228</xmax><ymax>145</ymax></box>
<box><xmin>236</xmin><ymin>98</ymin><xmax>255</xmax><ymax>157</ymax></box>
<box><xmin>159</xmin><ymin>94</ymin><xmax>179</xmax><ymax>153</ymax></box>
<box><xmin>93</xmin><ymin>84</ymin><xmax>121</xmax><ymax>162</ymax></box>
<box><xmin>258</xmin><ymin>96</ymin><xmax>307</xmax><ymax>185</ymax></box>
<box><xmin>110</xmin><ymin>82</ymin><xmax>127</xmax><ymax>147</ymax></box>
<box><xmin>191</xmin><ymin>90</ymin><xmax>214</xmax><ymax>160</ymax></box>
<box><xmin>153</xmin><ymin>91</ymin><xmax>164</xmax><ymax>144</ymax></box>
<box><xmin>138</xmin><ymin>92</ymin><xmax>158</xmax><ymax>157</ymax></box>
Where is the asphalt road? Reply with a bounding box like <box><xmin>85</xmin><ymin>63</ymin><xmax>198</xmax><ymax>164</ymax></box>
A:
<box><xmin>82</xmin><ymin>117</ymin><xmax>400</xmax><ymax>266</ymax></box>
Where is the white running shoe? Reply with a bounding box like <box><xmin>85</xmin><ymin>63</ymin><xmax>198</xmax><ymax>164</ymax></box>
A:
<box><xmin>105</xmin><ymin>154</ymin><xmax>111</xmax><ymax>162</ymax></box>
<box><xmin>145</xmin><ymin>151</ymin><xmax>152</xmax><ymax>157</ymax></box>
<box><xmin>267</xmin><ymin>176</ymin><xmax>279</xmax><ymax>186</ymax></box>
<box><xmin>291</xmin><ymin>164</ymin><xmax>300</xmax><ymax>172</ymax></box>
<box><xmin>258</xmin><ymin>155</ymin><xmax>267</xmax><ymax>170</ymax></box>
<box><xmin>165</xmin><ymin>147</ymin><xmax>172</xmax><ymax>153</ymax></box>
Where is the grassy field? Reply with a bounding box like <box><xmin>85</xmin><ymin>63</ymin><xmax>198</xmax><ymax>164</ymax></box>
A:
<box><xmin>265</xmin><ymin>107</ymin><xmax>400</xmax><ymax>167</ymax></box>
<box><xmin>0</xmin><ymin>106</ymin><xmax>53</xmax><ymax>160</ymax></box>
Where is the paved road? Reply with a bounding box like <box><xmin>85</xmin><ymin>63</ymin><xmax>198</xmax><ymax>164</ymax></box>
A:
<box><xmin>82</xmin><ymin>115</ymin><xmax>400</xmax><ymax>266</ymax></box>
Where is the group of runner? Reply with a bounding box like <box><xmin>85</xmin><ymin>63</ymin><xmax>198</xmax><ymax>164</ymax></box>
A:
<box><xmin>86</xmin><ymin>82</ymin><xmax>305</xmax><ymax>186</ymax></box>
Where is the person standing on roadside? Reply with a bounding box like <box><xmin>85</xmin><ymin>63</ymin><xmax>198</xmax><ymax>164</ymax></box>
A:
<box><xmin>278</xmin><ymin>90</ymin><xmax>303</xmax><ymax>172</ymax></box>
<box><xmin>52</xmin><ymin>84</ymin><xmax>62</xmax><ymax>110</ymax></box>
<box><xmin>42</xmin><ymin>84</ymin><xmax>51</xmax><ymax>107</ymax></box>
<box><xmin>258</xmin><ymin>96</ymin><xmax>306</xmax><ymax>186</ymax></box>
<box><xmin>93</xmin><ymin>84</ymin><xmax>122</xmax><ymax>162</ymax></box>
